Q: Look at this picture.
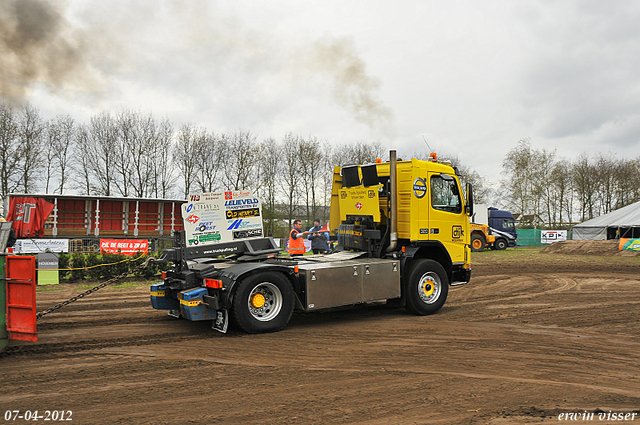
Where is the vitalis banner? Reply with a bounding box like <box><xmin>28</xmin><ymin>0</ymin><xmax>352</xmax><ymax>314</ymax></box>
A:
<box><xmin>181</xmin><ymin>191</ymin><xmax>263</xmax><ymax>247</ymax></box>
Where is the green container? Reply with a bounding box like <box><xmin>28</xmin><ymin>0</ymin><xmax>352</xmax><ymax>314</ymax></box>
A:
<box><xmin>516</xmin><ymin>229</ymin><xmax>542</xmax><ymax>246</ymax></box>
<box><xmin>516</xmin><ymin>229</ymin><xmax>573</xmax><ymax>246</ymax></box>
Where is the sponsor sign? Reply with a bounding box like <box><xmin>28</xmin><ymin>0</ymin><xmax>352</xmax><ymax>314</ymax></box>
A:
<box><xmin>541</xmin><ymin>230</ymin><xmax>568</xmax><ymax>244</ymax></box>
<box><xmin>100</xmin><ymin>239</ymin><xmax>149</xmax><ymax>255</ymax></box>
<box><xmin>13</xmin><ymin>239</ymin><xmax>69</xmax><ymax>254</ymax></box>
<box><xmin>338</xmin><ymin>185</ymin><xmax>382</xmax><ymax>222</ymax></box>
<box><xmin>37</xmin><ymin>252</ymin><xmax>59</xmax><ymax>285</ymax></box>
<box><xmin>182</xmin><ymin>191</ymin><xmax>263</xmax><ymax>247</ymax></box>
<box><xmin>619</xmin><ymin>238</ymin><xmax>640</xmax><ymax>251</ymax></box>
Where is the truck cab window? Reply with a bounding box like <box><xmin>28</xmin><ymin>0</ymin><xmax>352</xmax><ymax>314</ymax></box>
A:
<box><xmin>430</xmin><ymin>175</ymin><xmax>462</xmax><ymax>214</ymax></box>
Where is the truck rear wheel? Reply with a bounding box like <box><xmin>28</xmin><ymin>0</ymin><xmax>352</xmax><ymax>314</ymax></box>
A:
<box><xmin>232</xmin><ymin>272</ymin><xmax>294</xmax><ymax>334</ymax></box>
<box><xmin>471</xmin><ymin>234</ymin><xmax>485</xmax><ymax>252</ymax></box>
<box><xmin>405</xmin><ymin>259</ymin><xmax>449</xmax><ymax>315</ymax></box>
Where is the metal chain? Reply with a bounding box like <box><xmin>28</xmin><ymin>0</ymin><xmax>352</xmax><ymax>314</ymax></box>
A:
<box><xmin>36</xmin><ymin>257</ymin><xmax>154</xmax><ymax>321</ymax></box>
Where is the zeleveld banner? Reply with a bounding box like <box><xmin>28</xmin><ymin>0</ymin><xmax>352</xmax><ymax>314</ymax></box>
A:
<box><xmin>100</xmin><ymin>239</ymin><xmax>149</xmax><ymax>255</ymax></box>
<box><xmin>182</xmin><ymin>191</ymin><xmax>263</xmax><ymax>247</ymax></box>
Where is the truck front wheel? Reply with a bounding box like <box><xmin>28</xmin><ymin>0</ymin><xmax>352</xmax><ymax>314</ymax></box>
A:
<box><xmin>495</xmin><ymin>238</ymin><xmax>508</xmax><ymax>250</ymax></box>
<box><xmin>232</xmin><ymin>272</ymin><xmax>294</xmax><ymax>334</ymax></box>
<box><xmin>471</xmin><ymin>234</ymin><xmax>485</xmax><ymax>252</ymax></box>
<box><xmin>405</xmin><ymin>259</ymin><xmax>449</xmax><ymax>315</ymax></box>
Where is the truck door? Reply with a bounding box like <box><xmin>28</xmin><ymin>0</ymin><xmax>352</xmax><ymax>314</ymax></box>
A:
<box><xmin>427</xmin><ymin>173</ymin><xmax>466</xmax><ymax>264</ymax></box>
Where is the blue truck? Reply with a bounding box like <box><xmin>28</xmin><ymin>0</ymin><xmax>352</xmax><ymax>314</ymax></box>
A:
<box><xmin>470</xmin><ymin>204</ymin><xmax>517</xmax><ymax>251</ymax></box>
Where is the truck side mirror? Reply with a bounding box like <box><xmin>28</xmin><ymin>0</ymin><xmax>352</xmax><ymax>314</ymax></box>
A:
<box><xmin>465</xmin><ymin>183</ymin><xmax>474</xmax><ymax>216</ymax></box>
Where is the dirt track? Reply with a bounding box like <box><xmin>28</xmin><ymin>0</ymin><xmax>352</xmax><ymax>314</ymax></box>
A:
<box><xmin>2</xmin><ymin>247</ymin><xmax>640</xmax><ymax>424</ymax></box>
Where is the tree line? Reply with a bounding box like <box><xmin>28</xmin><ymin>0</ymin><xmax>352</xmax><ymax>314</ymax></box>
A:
<box><xmin>0</xmin><ymin>103</ymin><xmax>393</xmax><ymax>235</ymax></box>
<box><xmin>500</xmin><ymin>139</ymin><xmax>640</xmax><ymax>227</ymax></box>
<box><xmin>3</xmin><ymin>102</ymin><xmax>636</xmax><ymax>232</ymax></box>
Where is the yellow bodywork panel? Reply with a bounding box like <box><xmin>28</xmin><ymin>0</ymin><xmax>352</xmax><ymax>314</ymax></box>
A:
<box><xmin>330</xmin><ymin>158</ymin><xmax>470</xmax><ymax>266</ymax></box>
<box><xmin>337</xmin><ymin>185</ymin><xmax>383</xmax><ymax>222</ymax></box>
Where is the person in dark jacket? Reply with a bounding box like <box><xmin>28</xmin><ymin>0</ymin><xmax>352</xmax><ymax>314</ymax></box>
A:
<box><xmin>308</xmin><ymin>219</ymin><xmax>329</xmax><ymax>254</ymax></box>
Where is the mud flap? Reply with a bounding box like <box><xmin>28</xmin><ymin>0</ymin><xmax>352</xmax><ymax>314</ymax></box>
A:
<box><xmin>212</xmin><ymin>309</ymin><xmax>228</xmax><ymax>333</ymax></box>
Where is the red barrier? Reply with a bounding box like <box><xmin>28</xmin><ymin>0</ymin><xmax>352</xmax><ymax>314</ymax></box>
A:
<box><xmin>6</xmin><ymin>256</ymin><xmax>37</xmax><ymax>342</ymax></box>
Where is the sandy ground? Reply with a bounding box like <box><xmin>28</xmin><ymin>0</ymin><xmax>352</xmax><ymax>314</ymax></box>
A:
<box><xmin>1</xmin><ymin>242</ymin><xmax>639</xmax><ymax>424</ymax></box>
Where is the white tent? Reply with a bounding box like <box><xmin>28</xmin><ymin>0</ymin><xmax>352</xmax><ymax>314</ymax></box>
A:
<box><xmin>572</xmin><ymin>200</ymin><xmax>640</xmax><ymax>240</ymax></box>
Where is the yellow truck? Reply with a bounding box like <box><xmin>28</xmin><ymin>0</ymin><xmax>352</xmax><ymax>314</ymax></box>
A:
<box><xmin>151</xmin><ymin>150</ymin><xmax>473</xmax><ymax>333</ymax></box>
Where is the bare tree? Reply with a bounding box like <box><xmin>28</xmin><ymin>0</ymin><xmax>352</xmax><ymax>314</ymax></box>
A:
<box><xmin>149</xmin><ymin>118</ymin><xmax>177</xmax><ymax>198</ymax></box>
<box><xmin>52</xmin><ymin>115</ymin><xmax>75</xmax><ymax>194</ymax></box>
<box><xmin>280</xmin><ymin>133</ymin><xmax>302</xmax><ymax>228</ymax></box>
<box><xmin>532</xmin><ymin>148</ymin><xmax>556</xmax><ymax>226</ymax></box>
<box><xmin>43</xmin><ymin>115</ymin><xmax>75</xmax><ymax>194</ymax></box>
<box><xmin>0</xmin><ymin>102</ymin><xmax>21</xmax><ymax>202</ymax></box>
<box><xmin>593</xmin><ymin>153</ymin><xmax>618</xmax><ymax>216</ymax></box>
<box><xmin>173</xmin><ymin>123</ymin><xmax>202</xmax><ymax>198</ymax></box>
<box><xmin>194</xmin><ymin>131</ymin><xmax>224</xmax><ymax>193</ymax></box>
<box><xmin>220</xmin><ymin>130</ymin><xmax>259</xmax><ymax>191</ymax></box>
<box><xmin>115</xmin><ymin>110</ymin><xmax>158</xmax><ymax>197</ymax></box>
<box><xmin>573</xmin><ymin>154</ymin><xmax>599</xmax><ymax>221</ymax></box>
<box><xmin>17</xmin><ymin>104</ymin><xmax>44</xmax><ymax>192</ymax></box>
<box><xmin>72</xmin><ymin>124</ymin><xmax>95</xmax><ymax>195</ymax></box>
<box><xmin>549</xmin><ymin>159</ymin><xmax>573</xmax><ymax>226</ymax></box>
<box><xmin>333</xmin><ymin>140</ymin><xmax>385</xmax><ymax>166</ymax></box>
<box><xmin>612</xmin><ymin>157</ymin><xmax>640</xmax><ymax>210</ymax></box>
<box><xmin>299</xmin><ymin>136</ymin><xmax>324</xmax><ymax>224</ymax></box>
<box><xmin>257</xmin><ymin>137</ymin><xmax>281</xmax><ymax>236</ymax></box>
<box><xmin>321</xmin><ymin>140</ymin><xmax>334</xmax><ymax>222</ymax></box>
<box><xmin>501</xmin><ymin>139</ymin><xmax>536</xmax><ymax>216</ymax></box>
<box><xmin>85</xmin><ymin>112</ymin><xmax>118</xmax><ymax>196</ymax></box>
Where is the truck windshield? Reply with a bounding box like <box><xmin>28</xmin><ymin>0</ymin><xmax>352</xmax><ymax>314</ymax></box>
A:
<box><xmin>503</xmin><ymin>219</ymin><xmax>516</xmax><ymax>231</ymax></box>
<box><xmin>430</xmin><ymin>175</ymin><xmax>462</xmax><ymax>214</ymax></box>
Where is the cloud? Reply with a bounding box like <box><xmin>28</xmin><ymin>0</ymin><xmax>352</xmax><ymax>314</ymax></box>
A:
<box><xmin>517</xmin><ymin>1</ymin><xmax>640</xmax><ymax>145</ymax></box>
<box><xmin>0</xmin><ymin>0</ymin><xmax>394</xmax><ymax>133</ymax></box>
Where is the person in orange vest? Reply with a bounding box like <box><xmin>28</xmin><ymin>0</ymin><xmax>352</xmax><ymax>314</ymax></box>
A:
<box><xmin>288</xmin><ymin>219</ymin><xmax>309</xmax><ymax>257</ymax></box>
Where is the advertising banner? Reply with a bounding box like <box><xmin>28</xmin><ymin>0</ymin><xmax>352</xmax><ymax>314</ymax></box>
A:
<box><xmin>619</xmin><ymin>238</ymin><xmax>640</xmax><ymax>251</ymax></box>
<box><xmin>541</xmin><ymin>230</ymin><xmax>568</xmax><ymax>244</ymax></box>
<box><xmin>182</xmin><ymin>191</ymin><xmax>263</xmax><ymax>247</ymax></box>
<box><xmin>37</xmin><ymin>253</ymin><xmax>59</xmax><ymax>285</ymax></box>
<box><xmin>13</xmin><ymin>239</ymin><xmax>69</xmax><ymax>254</ymax></box>
<box><xmin>100</xmin><ymin>239</ymin><xmax>149</xmax><ymax>255</ymax></box>
<box><xmin>7</xmin><ymin>197</ymin><xmax>55</xmax><ymax>238</ymax></box>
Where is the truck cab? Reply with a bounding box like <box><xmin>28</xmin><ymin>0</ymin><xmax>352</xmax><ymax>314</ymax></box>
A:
<box><xmin>470</xmin><ymin>205</ymin><xmax>517</xmax><ymax>251</ymax></box>
<box><xmin>487</xmin><ymin>207</ymin><xmax>517</xmax><ymax>248</ymax></box>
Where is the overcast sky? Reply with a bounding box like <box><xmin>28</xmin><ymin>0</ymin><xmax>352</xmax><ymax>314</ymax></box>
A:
<box><xmin>2</xmin><ymin>0</ymin><xmax>640</xmax><ymax>186</ymax></box>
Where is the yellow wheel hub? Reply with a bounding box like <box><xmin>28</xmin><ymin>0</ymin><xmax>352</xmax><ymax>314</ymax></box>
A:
<box><xmin>250</xmin><ymin>293</ymin><xmax>266</xmax><ymax>309</ymax></box>
<box><xmin>472</xmin><ymin>239</ymin><xmax>482</xmax><ymax>249</ymax></box>
<box><xmin>422</xmin><ymin>281</ymin><xmax>435</xmax><ymax>296</ymax></box>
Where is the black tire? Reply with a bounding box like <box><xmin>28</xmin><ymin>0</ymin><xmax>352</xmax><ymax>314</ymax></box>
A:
<box><xmin>232</xmin><ymin>272</ymin><xmax>294</xmax><ymax>334</ymax></box>
<box><xmin>471</xmin><ymin>234</ymin><xmax>485</xmax><ymax>252</ymax></box>
<box><xmin>495</xmin><ymin>238</ymin><xmax>508</xmax><ymax>250</ymax></box>
<box><xmin>404</xmin><ymin>259</ymin><xmax>449</xmax><ymax>315</ymax></box>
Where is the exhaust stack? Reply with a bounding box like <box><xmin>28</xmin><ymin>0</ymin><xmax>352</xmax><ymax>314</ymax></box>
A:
<box><xmin>386</xmin><ymin>150</ymin><xmax>398</xmax><ymax>252</ymax></box>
